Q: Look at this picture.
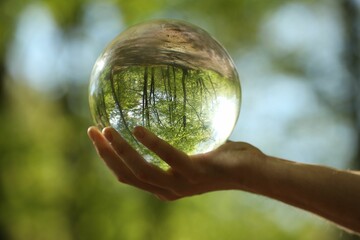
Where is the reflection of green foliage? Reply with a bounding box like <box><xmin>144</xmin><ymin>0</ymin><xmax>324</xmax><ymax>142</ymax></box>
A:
<box><xmin>90</xmin><ymin>65</ymin><xmax>239</xmax><ymax>169</ymax></box>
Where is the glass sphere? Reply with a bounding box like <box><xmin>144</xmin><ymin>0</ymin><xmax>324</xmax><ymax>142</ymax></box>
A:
<box><xmin>89</xmin><ymin>19</ymin><xmax>241</xmax><ymax>169</ymax></box>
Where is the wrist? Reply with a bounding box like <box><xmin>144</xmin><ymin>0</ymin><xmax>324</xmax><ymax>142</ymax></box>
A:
<box><xmin>233</xmin><ymin>153</ymin><xmax>292</xmax><ymax>197</ymax></box>
<box><xmin>229</xmin><ymin>150</ymin><xmax>271</xmax><ymax>194</ymax></box>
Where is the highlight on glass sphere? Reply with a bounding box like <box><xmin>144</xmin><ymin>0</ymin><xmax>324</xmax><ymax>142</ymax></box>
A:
<box><xmin>89</xmin><ymin>19</ymin><xmax>241</xmax><ymax>169</ymax></box>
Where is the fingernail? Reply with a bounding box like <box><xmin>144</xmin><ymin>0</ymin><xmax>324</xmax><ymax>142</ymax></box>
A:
<box><xmin>87</xmin><ymin>129</ymin><xmax>94</xmax><ymax>141</ymax></box>
<box><xmin>87</xmin><ymin>127</ymin><xmax>98</xmax><ymax>141</ymax></box>
<box><xmin>103</xmin><ymin>127</ymin><xmax>113</xmax><ymax>142</ymax></box>
<box><xmin>133</xmin><ymin>126</ymin><xmax>145</xmax><ymax>139</ymax></box>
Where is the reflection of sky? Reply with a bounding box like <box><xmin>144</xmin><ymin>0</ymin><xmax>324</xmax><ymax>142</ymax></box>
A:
<box><xmin>212</xmin><ymin>96</ymin><xmax>239</xmax><ymax>144</ymax></box>
<box><xmin>6</xmin><ymin>1</ymin><xmax>356</xmax><ymax>169</ymax></box>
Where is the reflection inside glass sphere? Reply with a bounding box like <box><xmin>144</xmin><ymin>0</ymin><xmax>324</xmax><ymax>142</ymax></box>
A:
<box><xmin>89</xmin><ymin>19</ymin><xmax>241</xmax><ymax>169</ymax></box>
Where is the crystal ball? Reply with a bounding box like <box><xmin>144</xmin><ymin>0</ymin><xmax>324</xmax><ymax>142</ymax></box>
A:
<box><xmin>89</xmin><ymin>19</ymin><xmax>241</xmax><ymax>169</ymax></box>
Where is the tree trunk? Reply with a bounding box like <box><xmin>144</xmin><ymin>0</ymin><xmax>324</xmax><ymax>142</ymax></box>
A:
<box><xmin>0</xmin><ymin>57</ymin><xmax>9</xmax><ymax>239</ymax></box>
<box><xmin>340</xmin><ymin>0</ymin><xmax>360</xmax><ymax>238</ymax></box>
<box><xmin>0</xmin><ymin>60</ymin><xmax>5</xmax><ymax>109</ymax></box>
<box><xmin>341</xmin><ymin>0</ymin><xmax>360</xmax><ymax>168</ymax></box>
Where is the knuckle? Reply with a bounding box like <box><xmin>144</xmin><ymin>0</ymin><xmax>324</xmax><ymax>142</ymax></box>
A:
<box><xmin>186</xmin><ymin>172</ymin><xmax>200</xmax><ymax>184</ymax></box>
<box><xmin>113</xmin><ymin>143</ymin><xmax>126</xmax><ymax>156</ymax></box>
<box><xmin>97</xmin><ymin>147</ymin><xmax>110</xmax><ymax>159</ymax></box>
<box><xmin>115</xmin><ymin>149</ymin><xmax>126</xmax><ymax>157</ymax></box>
<box><xmin>180</xmin><ymin>164</ymin><xmax>202</xmax><ymax>183</ymax></box>
<box><xmin>147</xmin><ymin>137</ymin><xmax>161</xmax><ymax>151</ymax></box>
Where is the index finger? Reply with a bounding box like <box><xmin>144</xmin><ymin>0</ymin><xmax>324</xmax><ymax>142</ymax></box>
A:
<box><xmin>132</xmin><ymin>126</ymin><xmax>194</xmax><ymax>175</ymax></box>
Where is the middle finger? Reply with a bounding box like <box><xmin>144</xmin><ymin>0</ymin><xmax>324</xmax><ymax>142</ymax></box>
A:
<box><xmin>102</xmin><ymin>127</ymin><xmax>176</xmax><ymax>190</ymax></box>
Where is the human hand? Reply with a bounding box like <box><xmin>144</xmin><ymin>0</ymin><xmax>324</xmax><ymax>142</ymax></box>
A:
<box><xmin>87</xmin><ymin>126</ymin><xmax>267</xmax><ymax>200</ymax></box>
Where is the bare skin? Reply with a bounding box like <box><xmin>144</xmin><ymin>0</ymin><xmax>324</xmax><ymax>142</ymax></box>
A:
<box><xmin>88</xmin><ymin>126</ymin><xmax>360</xmax><ymax>234</ymax></box>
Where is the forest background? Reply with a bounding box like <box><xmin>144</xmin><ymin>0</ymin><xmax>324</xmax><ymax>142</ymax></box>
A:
<box><xmin>0</xmin><ymin>0</ymin><xmax>359</xmax><ymax>239</ymax></box>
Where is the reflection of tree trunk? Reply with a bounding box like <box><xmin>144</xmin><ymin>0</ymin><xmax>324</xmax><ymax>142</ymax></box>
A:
<box><xmin>341</xmin><ymin>0</ymin><xmax>360</xmax><ymax>238</ymax></box>
<box><xmin>136</xmin><ymin>65</ymin><xmax>217</xmax><ymax>132</ymax></box>
<box><xmin>167</xmin><ymin>66</ymin><xmax>173</xmax><ymax>125</ymax></box>
<box><xmin>150</xmin><ymin>68</ymin><xmax>163</xmax><ymax>126</ymax></box>
<box><xmin>97</xmin><ymin>89</ymin><xmax>109</xmax><ymax>127</ymax></box>
<box><xmin>109</xmin><ymin>71</ymin><xmax>134</xmax><ymax>138</ymax></box>
<box><xmin>102</xmin><ymin>89</ymin><xmax>110</xmax><ymax>124</ymax></box>
<box><xmin>142</xmin><ymin>67</ymin><xmax>150</xmax><ymax>127</ymax></box>
<box><xmin>181</xmin><ymin>68</ymin><xmax>188</xmax><ymax>128</ymax></box>
<box><xmin>172</xmin><ymin>66</ymin><xmax>177</xmax><ymax>106</ymax></box>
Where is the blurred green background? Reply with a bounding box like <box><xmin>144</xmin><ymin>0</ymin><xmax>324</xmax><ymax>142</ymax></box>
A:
<box><xmin>0</xmin><ymin>0</ymin><xmax>359</xmax><ymax>239</ymax></box>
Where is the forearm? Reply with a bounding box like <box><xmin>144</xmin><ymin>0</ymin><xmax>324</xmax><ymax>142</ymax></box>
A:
<box><xmin>248</xmin><ymin>156</ymin><xmax>360</xmax><ymax>233</ymax></box>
